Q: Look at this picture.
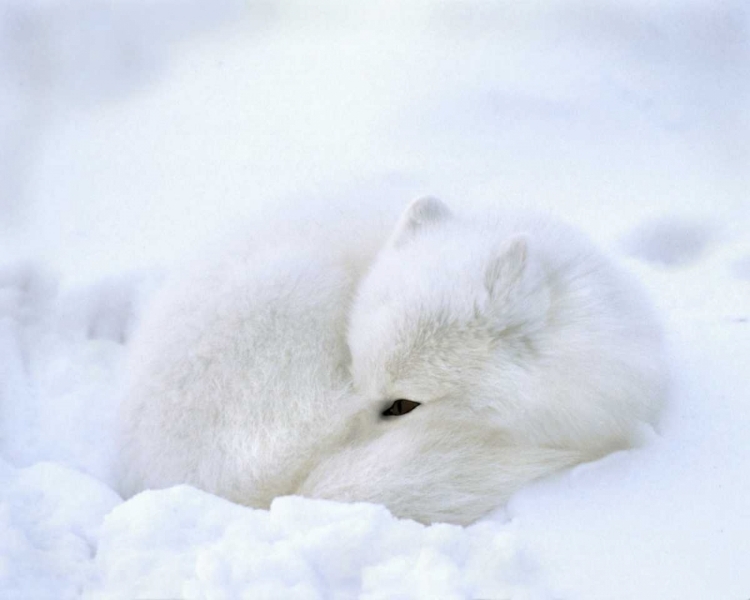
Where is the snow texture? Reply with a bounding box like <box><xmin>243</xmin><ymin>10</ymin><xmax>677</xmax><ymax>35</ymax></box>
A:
<box><xmin>1</xmin><ymin>1</ymin><xmax>749</xmax><ymax>598</ymax></box>
<box><xmin>88</xmin><ymin>487</ymin><xmax>546</xmax><ymax>600</ymax></box>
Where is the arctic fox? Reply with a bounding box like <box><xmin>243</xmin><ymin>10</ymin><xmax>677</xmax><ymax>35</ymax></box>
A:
<box><xmin>119</xmin><ymin>198</ymin><xmax>667</xmax><ymax>525</ymax></box>
<box><xmin>299</xmin><ymin>198</ymin><xmax>667</xmax><ymax>523</ymax></box>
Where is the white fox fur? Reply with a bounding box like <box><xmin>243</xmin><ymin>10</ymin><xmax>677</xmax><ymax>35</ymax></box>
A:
<box><xmin>118</xmin><ymin>197</ymin><xmax>667</xmax><ymax>525</ymax></box>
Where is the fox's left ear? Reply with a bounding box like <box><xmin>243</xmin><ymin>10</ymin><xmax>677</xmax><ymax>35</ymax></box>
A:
<box><xmin>484</xmin><ymin>234</ymin><xmax>530</xmax><ymax>298</ymax></box>
<box><xmin>389</xmin><ymin>196</ymin><xmax>452</xmax><ymax>247</ymax></box>
<box><xmin>485</xmin><ymin>233</ymin><xmax>550</xmax><ymax>325</ymax></box>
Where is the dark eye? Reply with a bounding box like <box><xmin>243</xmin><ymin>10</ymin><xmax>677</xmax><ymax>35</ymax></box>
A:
<box><xmin>381</xmin><ymin>399</ymin><xmax>421</xmax><ymax>417</ymax></box>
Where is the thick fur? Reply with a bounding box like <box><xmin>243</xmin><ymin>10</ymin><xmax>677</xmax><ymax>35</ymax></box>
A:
<box><xmin>117</xmin><ymin>211</ymin><xmax>387</xmax><ymax>508</ymax></box>
<box><xmin>119</xmin><ymin>198</ymin><xmax>667</xmax><ymax>525</ymax></box>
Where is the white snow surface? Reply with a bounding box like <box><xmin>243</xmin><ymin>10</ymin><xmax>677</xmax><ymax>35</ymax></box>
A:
<box><xmin>1</xmin><ymin>1</ymin><xmax>749</xmax><ymax>598</ymax></box>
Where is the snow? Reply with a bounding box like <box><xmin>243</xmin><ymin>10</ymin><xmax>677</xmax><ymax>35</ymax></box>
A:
<box><xmin>1</xmin><ymin>1</ymin><xmax>748</xmax><ymax>598</ymax></box>
<box><xmin>510</xmin><ymin>319</ymin><xmax>750</xmax><ymax>599</ymax></box>
<box><xmin>87</xmin><ymin>487</ymin><xmax>546</xmax><ymax>600</ymax></box>
<box><xmin>0</xmin><ymin>460</ymin><xmax>121</xmax><ymax>600</ymax></box>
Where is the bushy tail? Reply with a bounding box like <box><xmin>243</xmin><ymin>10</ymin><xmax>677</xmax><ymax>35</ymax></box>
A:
<box><xmin>298</xmin><ymin>425</ymin><xmax>603</xmax><ymax>526</ymax></box>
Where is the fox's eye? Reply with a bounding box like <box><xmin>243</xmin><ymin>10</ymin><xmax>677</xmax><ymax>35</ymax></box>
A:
<box><xmin>381</xmin><ymin>399</ymin><xmax>421</xmax><ymax>417</ymax></box>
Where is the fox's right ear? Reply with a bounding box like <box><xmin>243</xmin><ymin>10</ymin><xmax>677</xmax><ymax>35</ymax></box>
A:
<box><xmin>389</xmin><ymin>197</ymin><xmax>452</xmax><ymax>247</ymax></box>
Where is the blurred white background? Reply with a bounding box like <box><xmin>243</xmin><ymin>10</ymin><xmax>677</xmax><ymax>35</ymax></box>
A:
<box><xmin>1</xmin><ymin>0</ymin><xmax>747</xmax><ymax>284</ymax></box>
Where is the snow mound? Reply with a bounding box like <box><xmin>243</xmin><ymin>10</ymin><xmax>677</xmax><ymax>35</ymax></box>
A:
<box><xmin>88</xmin><ymin>486</ymin><xmax>548</xmax><ymax>600</ymax></box>
<box><xmin>0</xmin><ymin>460</ymin><xmax>121</xmax><ymax>600</ymax></box>
<box><xmin>621</xmin><ymin>217</ymin><xmax>714</xmax><ymax>268</ymax></box>
<box><xmin>732</xmin><ymin>254</ymin><xmax>750</xmax><ymax>282</ymax></box>
<box><xmin>0</xmin><ymin>261</ymin><xmax>162</xmax><ymax>485</ymax></box>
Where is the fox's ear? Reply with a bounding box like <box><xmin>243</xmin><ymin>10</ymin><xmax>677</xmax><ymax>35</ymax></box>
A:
<box><xmin>485</xmin><ymin>234</ymin><xmax>550</xmax><ymax>327</ymax></box>
<box><xmin>389</xmin><ymin>197</ymin><xmax>452</xmax><ymax>247</ymax></box>
<box><xmin>484</xmin><ymin>234</ymin><xmax>530</xmax><ymax>298</ymax></box>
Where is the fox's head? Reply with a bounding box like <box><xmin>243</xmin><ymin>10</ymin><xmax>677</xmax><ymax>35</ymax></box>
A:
<box><xmin>347</xmin><ymin>197</ymin><xmax>553</xmax><ymax>424</ymax></box>
<box><xmin>296</xmin><ymin>199</ymin><xmax>580</xmax><ymax>525</ymax></box>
